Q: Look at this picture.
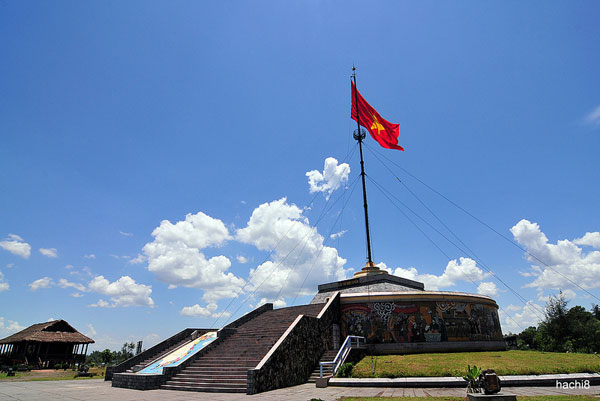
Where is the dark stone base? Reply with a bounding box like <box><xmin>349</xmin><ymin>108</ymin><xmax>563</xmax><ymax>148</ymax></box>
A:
<box><xmin>467</xmin><ymin>393</ymin><xmax>517</xmax><ymax>401</ymax></box>
<box><xmin>112</xmin><ymin>372</ymin><xmax>165</xmax><ymax>390</ymax></box>
<box><xmin>315</xmin><ymin>377</ymin><xmax>330</xmax><ymax>388</ymax></box>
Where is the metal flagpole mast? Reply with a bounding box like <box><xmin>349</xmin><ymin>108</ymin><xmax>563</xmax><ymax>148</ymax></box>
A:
<box><xmin>352</xmin><ymin>66</ymin><xmax>375</xmax><ymax>267</ymax></box>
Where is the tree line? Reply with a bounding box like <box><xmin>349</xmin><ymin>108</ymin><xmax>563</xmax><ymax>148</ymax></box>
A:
<box><xmin>516</xmin><ymin>293</ymin><xmax>600</xmax><ymax>353</ymax></box>
<box><xmin>85</xmin><ymin>342</ymin><xmax>137</xmax><ymax>366</ymax></box>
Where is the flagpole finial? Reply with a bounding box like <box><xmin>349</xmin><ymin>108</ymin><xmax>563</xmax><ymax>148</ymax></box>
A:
<box><xmin>353</xmin><ymin>261</ymin><xmax>386</xmax><ymax>278</ymax></box>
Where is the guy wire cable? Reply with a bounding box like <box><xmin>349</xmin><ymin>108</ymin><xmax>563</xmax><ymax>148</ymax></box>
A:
<box><xmin>365</xmin><ymin>146</ymin><xmax>547</xmax><ymax>319</ymax></box>
<box><xmin>367</xmin><ymin>175</ymin><xmax>538</xmax><ymax>329</ymax></box>
<box><xmin>368</xmin><ymin>174</ymin><xmax>546</xmax><ymax>322</ymax></box>
<box><xmin>274</xmin><ymin>174</ymin><xmax>361</xmax><ymax>303</ymax></box>
<box><xmin>289</xmin><ymin>174</ymin><xmax>362</xmax><ymax>306</ymax></box>
<box><xmin>218</xmin><ymin>171</ymin><xmax>362</xmax><ymax>327</ymax></box>
<box><xmin>365</xmin><ymin>143</ymin><xmax>600</xmax><ymax>304</ymax></box>
<box><xmin>211</xmin><ymin>145</ymin><xmax>359</xmax><ymax>328</ymax></box>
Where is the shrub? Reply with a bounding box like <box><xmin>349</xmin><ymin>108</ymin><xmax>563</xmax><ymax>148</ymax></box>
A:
<box><xmin>15</xmin><ymin>364</ymin><xmax>30</xmax><ymax>372</ymax></box>
<box><xmin>337</xmin><ymin>362</ymin><xmax>353</xmax><ymax>378</ymax></box>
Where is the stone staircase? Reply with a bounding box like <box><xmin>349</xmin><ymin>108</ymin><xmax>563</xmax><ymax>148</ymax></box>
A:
<box><xmin>161</xmin><ymin>303</ymin><xmax>324</xmax><ymax>393</ymax></box>
<box><xmin>307</xmin><ymin>348</ymin><xmax>339</xmax><ymax>383</ymax></box>
<box><xmin>125</xmin><ymin>337</ymin><xmax>192</xmax><ymax>373</ymax></box>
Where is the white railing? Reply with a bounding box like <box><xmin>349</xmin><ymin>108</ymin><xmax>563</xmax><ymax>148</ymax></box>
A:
<box><xmin>319</xmin><ymin>335</ymin><xmax>365</xmax><ymax>378</ymax></box>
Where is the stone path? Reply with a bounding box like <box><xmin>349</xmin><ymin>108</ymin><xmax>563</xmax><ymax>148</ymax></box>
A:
<box><xmin>330</xmin><ymin>372</ymin><xmax>600</xmax><ymax>388</ymax></box>
<box><xmin>0</xmin><ymin>380</ymin><xmax>598</xmax><ymax>401</ymax></box>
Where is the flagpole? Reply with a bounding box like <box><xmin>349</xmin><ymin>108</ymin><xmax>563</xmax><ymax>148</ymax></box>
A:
<box><xmin>352</xmin><ymin>67</ymin><xmax>375</xmax><ymax>268</ymax></box>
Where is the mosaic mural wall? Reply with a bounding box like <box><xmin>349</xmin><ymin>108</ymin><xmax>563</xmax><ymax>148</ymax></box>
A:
<box><xmin>341</xmin><ymin>300</ymin><xmax>502</xmax><ymax>344</ymax></box>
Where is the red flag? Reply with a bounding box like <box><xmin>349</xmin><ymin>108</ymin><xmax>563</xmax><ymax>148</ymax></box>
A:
<box><xmin>351</xmin><ymin>81</ymin><xmax>404</xmax><ymax>151</ymax></box>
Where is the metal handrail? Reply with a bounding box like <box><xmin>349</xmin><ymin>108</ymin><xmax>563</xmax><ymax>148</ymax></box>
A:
<box><xmin>319</xmin><ymin>335</ymin><xmax>365</xmax><ymax>378</ymax></box>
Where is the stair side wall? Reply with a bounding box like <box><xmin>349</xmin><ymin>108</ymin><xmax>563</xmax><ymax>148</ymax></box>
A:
<box><xmin>106</xmin><ymin>328</ymin><xmax>205</xmax><ymax>381</ymax></box>
<box><xmin>247</xmin><ymin>292</ymin><xmax>340</xmax><ymax>394</ymax></box>
<box><xmin>111</xmin><ymin>327</ymin><xmax>236</xmax><ymax>390</ymax></box>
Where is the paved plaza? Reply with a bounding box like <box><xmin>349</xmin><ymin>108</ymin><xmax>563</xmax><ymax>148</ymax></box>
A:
<box><xmin>0</xmin><ymin>380</ymin><xmax>598</xmax><ymax>401</ymax></box>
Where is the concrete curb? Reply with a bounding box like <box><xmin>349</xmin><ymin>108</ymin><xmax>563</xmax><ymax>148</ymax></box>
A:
<box><xmin>329</xmin><ymin>373</ymin><xmax>600</xmax><ymax>388</ymax></box>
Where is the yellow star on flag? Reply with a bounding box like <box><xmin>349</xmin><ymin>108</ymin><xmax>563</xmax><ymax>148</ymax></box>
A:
<box><xmin>370</xmin><ymin>114</ymin><xmax>385</xmax><ymax>134</ymax></box>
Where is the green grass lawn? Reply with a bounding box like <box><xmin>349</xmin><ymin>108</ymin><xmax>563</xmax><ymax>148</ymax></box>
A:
<box><xmin>339</xmin><ymin>397</ymin><xmax>599</xmax><ymax>401</ymax></box>
<box><xmin>0</xmin><ymin>367</ymin><xmax>105</xmax><ymax>381</ymax></box>
<box><xmin>351</xmin><ymin>350</ymin><xmax>600</xmax><ymax>378</ymax></box>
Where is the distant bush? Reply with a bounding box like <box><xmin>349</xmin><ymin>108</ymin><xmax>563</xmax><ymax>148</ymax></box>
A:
<box><xmin>15</xmin><ymin>364</ymin><xmax>31</xmax><ymax>372</ymax></box>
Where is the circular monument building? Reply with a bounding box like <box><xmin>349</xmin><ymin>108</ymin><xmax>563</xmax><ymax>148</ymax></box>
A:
<box><xmin>311</xmin><ymin>262</ymin><xmax>504</xmax><ymax>353</ymax></box>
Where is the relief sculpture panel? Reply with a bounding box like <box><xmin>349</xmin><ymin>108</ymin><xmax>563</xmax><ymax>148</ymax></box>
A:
<box><xmin>341</xmin><ymin>300</ymin><xmax>503</xmax><ymax>344</ymax></box>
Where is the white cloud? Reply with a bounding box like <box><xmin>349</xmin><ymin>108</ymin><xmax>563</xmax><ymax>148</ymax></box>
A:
<box><xmin>0</xmin><ymin>317</ymin><xmax>25</xmax><ymax>336</ymax></box>
<box><xmin>0</xmin><ymin>271</ymin><xmax>9</xmax><ymax>292</ymax></box>
<box><xmin>65</xmin><ymin>264</ymin><xmax>74</xmax><ymax>269</ymax></box>
<box><xmin>143</xmin><ymin>211</ymin><xmax>243</xmax><ymax>303</ymax></box>
<box><xmin>84</xmin><ymin>254</ymin><xmax>96</xmax><ymax>259</ymax></box>
<box><xmin>143</xmin><ymin>333</ymin><xmax>160</xmax><ymax>347</ymax></box>
<box><xmin>39</xmin><ymin>248</ymin><xmax>58</xmax><ymax>258</ymax></box>
<box><xmin>236</xmin><ymin>198</ymin><xmax>348</xmax><ymax>299</ymax></box>
<box><xmin>256</xmin><ymin>297</ymin><xmax>287</xmax><ymax>308</ymax></box>
<box><xmin>89</xmin><ymin>299</ymin><xmax>110</xmax><ymax>308</ymax></box>
<box><xmin>477</xmin><ymin>282</ymin><xmax>499</xmax><ymax>297</ymax></box>
<box><xmin>71</xmin><ymin>292</ymin><xmax>84</xmax><ymax>298</ymax></box>
<box><xmin>377</xmin><ymin>262</ymin><xmax>392</xmax><ymax>274</ymax></box>
<box><xmin>86</xmin><ymin>323</ymin><xmax>97</xmax><ymax>337</ymax></box>
<box><xmin>584</xmin><ymin>104</ymin><xmax>600</xmax><ymax>127</ymax></box>
<box><xmin>57</xmin><ymin>278</ymin><xmax>86</xmax><ymax>292</ymax></box>
<box><xmin>29</xmin><ymin>277</ymin><xmax>54</xmax><ymax>291</ymax></box>
<box><xmin>180</xmin><ymin>302</ymin><xmax>229</xmax><ymax>318</ymax></box>
<box><xmin>330</xmin><ymin>230</ymin><xmax>347</xmax><ymax>240</ymax></box>
<box><xmin>537</xmin><ymin>288</ymin><xmax>577</xmax><ymax>303</ymax></box>
<box><xmin>129</xmin><ymin>254</ymin><xmax>146</xmax><ymax>264</ymax></box>
<box><xmin>236</xmin><ymin>255</ymin><xmax>249</xmax><ymax>264</ymax></box>
<box><xmin>392</xmin><ymin>257</ymin><xmax>487</xmax><ymax>291</ymax></box>
<box><xmin>499</xmin><ymin>301</ymin><xmax>545</xmax><ymax>334</ymax></box>
<box><xmin>0</xmin><ymin>234</ymin><xmax>31</xmax><ymax>258</ymax></box>
<box><xmin>306</xmin><ymin>157</ymin><xmax>350</xmax><ymax>199</ymax></box>
<box><xmin>149</xmin><ymin>211</ymin><xmax>231</xmax><ymax>249</ymax></box>
<box><xmin>511</xmin><ymin>219</ymin><xmax>600</xmax><ymax>294</ymax></box>
<box><xmin>573</xmin><ymin>232</ymin><xmax>600</xmax><ymax>248</ymax></box>
<box><xmin>6</xmin><ymin>263</ymin><xmax>14</xmax><ymax>269</ymax></box>
<box><xmin>88</xmin><ymin>275</ymin><xmax>154</xmax><ymax>307</ymax></box>
<box><xmin>119</xmin><ymin>231</ymin><xmax>133</xmax><ymax>237</ymax></box>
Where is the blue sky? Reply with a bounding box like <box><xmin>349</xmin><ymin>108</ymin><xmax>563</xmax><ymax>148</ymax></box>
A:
<box><xmin>1</xmin><ymin>1</ymin><xmax>599</xmax><ymax>351</ymax></box>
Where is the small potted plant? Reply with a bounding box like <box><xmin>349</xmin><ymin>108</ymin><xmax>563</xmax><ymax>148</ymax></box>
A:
<box><xmin>462</xmin><ymin>364</ymin><xmax>482</xmax><ymax>394</ymax></box>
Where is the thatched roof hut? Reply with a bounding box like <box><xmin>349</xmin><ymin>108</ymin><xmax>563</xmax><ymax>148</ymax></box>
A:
<box><xmin>0</xmin><ymin>319</ymin><xmax>94</xmax><ymax>368</ymax></box>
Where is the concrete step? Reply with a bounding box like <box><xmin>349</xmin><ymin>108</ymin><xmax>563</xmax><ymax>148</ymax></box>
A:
<box><xmin>160</xmin><ymin>384</ymin><xmax>246</xmax><ymax>393</ymax></box>
<box><xmin>161</xmin><ymin>303</ymin><xmax>325</xmax><ymax>393</ymax></box>
<box><xmin>163</xmin><ymin>380</ymin><xmax>246</xmax><ymax>389</ymax></box>
<box><xmin>175</xmin><ymin>374</ymin><xmax>247</xmax><ymax>380</ymax></box>
<box><xmin>169</xmin><ymin>377</ymin><xmax>246</xmax><ymax>384</ymax></box>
